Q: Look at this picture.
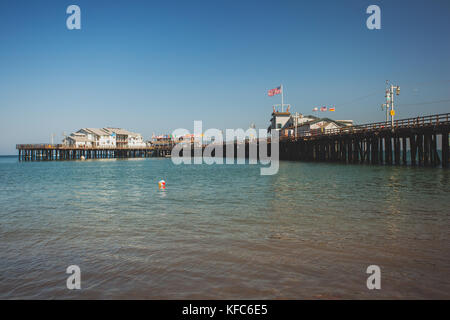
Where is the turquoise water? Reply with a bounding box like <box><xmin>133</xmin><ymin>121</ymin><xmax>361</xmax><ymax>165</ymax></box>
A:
<box><xmin>0</xmin><ymin>156</ymin><xmax>449</xmax><ymax>299</ymax></box>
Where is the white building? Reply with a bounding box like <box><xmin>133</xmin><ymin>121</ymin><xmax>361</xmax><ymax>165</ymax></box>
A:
<box><xmin>64</xmin><ymin>133</ymin><xmax>93</xmax><ymax>148</ymax></box>
<box><xmin>296</xmin><ymin>118</ymin><xmax>352</xmax><ymax>137</ymax></box>
<box><xmin>267</xmin><ymin>109</ymin><xmax>354</xmax><ymax>138</ymax></box>
<box><xmin>76</xmin><ymin>128</ymin><xmax>116</xmax><ymax>148</ymax></box>
<box><xmin>268</xmin><ymin>111</ymin><xmax>316</xmax><ymax>132</ymax></box>
<box><xmin>104</xmin><ymin>128</ymin><xmax>146</xmax><ymax>148</ymax></box>
<box><xmin>63</xmin><ymin>127</ymin><xmax>146</xmax><ymax>148</ymax></box>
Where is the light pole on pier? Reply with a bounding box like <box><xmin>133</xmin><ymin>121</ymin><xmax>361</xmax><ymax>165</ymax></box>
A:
<box><xmin>382</xmin><ymin>81</ymin><xmax>400</xmax><ymax>127</ymax></box>
<box><xmin>51</xmin><ymin>133</ymin><xmax>56</xmax><ymax>146</ymax></box>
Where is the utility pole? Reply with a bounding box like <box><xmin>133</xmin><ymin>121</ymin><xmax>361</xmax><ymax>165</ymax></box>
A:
<box><xmin>381</xmin><ymin>81</ymin><xmax>400</xmax><ymax>127</ymax></box>
<box><xmin>390</xmin><ymin>83</ymin><xmax>400</xmax><ymax>127</ymax></box>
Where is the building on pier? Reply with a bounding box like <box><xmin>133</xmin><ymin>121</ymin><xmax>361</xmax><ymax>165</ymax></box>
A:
<box><xmin>295</xmin><ymin>118</ymin><xmax>353</xmax><ymax>137</ymax></box>
<box><xmin>64</xmin><ymin>133</ymin><xmax>93</xmax><ymax>147</ymax></box>
<box><xmin>63</xmin><ymin>128</ymin><xmax>146</xmax><ymax>148</ymax></box>
<box><xmin>148</xmin><ymin>134</ymin><xmax>206</xmax><ymax>148</ymax></box>
<box><xmin>268</xmin><ymin>110</ymin><xmax>317</xmax><ymax>132</ymax></box>
<box><xmin>268</xmin><ymin>108</ymin><xmax>354</xmax><ymax>138</ymax></box>
<box><xmin>106</xmin><ymin>128</ymin><xmax>146</xmax><ymax>148</ymax></box>
<box><xmin>149</xmin><ymin>134</ymin><xmax>174</xmax><ymax>147</ymax></box>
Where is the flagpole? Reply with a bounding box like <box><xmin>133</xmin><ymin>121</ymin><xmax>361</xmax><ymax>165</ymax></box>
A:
<box><xmin>281</xmin><ymin>84</ymin><xmax>283</xmax><ymax>112</ymax></box>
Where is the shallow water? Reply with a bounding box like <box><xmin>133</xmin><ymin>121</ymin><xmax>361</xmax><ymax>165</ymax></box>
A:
<box><xmin>0</xmin><ymin>156</ymin><xmax>449</xmax><ymax>299</ymax></box>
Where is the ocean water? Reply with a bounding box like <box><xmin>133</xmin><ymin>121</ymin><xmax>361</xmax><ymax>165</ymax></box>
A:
<box><xmin>0</xmin><ymin>155</ymin><xmax>449</xmax><ymax>299</ymax></box>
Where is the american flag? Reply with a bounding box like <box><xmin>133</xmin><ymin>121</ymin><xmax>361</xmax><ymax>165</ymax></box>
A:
<box><xmin>268</xmin><ymin>86</ymin><xmax>281</xmax><ymax>96</ymax></box>
<box><xmin>320</xmin><ymin>106</ymin><xmax>327</xmax><ymax>112</ymax></box>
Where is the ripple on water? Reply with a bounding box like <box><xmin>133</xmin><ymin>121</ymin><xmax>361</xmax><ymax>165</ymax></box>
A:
<box><xmin>0</xmin><ymin>158</ymin><xmax>449</xmax><ymax>299</ymax></box>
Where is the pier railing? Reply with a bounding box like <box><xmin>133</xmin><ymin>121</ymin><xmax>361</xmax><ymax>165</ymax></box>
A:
<box><xmin>16</xmin><ymin>144</ymin><xmax>174</xmax><ymax>150</ymax></box>
<box><xmin>298</xmin><ymin>112</ymin><xmax>450</xmax><ymax>138</ymax></box>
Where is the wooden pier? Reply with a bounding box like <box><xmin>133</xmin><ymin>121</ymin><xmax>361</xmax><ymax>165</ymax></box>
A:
<box><xmin>16</xmin><ymin>113</ymin><xmax>449</xmax><ymax>167</ymax></box>
<box><xmin>16</xmin><ymin>145</ymin><xmax>173</xmax><ymax>161</ymax></box>
<box><xmin>278</xmin><ymin>113</ymin><xmax>450</xmax><ymax>167</ymax></box>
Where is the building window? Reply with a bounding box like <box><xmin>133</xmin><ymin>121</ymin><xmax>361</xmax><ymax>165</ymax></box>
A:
<box><xmin>277</xmin><ymin>123</ymin><xmax>282</xmax><ymax>129</ymax></box>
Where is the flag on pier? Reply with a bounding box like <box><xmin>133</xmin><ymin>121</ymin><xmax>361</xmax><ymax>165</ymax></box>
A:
<box><xmin>329</xmin><ymin>107</ymin><xmax>335</xmax><ymax>111</ymax></box>
<box><xmin>320</xmin><ymin>106</ymin><xmax>327</xmax><ymax>112</ymax></box>
<box><xmin>268</xmin><ymin>86</ymin><xmax>281</xmax><ymax>96</ymax></box>
<box><xmin>312</xmin><ymin>107</ymin><xmax>319</xmax><ymax>112</ymax></box>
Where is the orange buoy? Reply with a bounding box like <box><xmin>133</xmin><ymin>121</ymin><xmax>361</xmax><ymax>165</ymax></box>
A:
<box><xmin>158</xmin><ymin>180</ymin><xmax>166</xmax><ymax>190</ymax></box>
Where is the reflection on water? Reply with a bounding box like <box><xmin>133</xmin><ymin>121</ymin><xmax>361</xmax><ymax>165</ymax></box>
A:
<box><xmin>0</xmin><ymin>156</ymin><xmax>449</xmax><ymax>299</ymax></box>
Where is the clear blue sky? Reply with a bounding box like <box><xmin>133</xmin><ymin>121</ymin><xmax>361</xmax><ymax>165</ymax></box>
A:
<box><xmin>1</xmin><ymin>0</ymin><xmax>449</xmax><ymax>154</ymax></box>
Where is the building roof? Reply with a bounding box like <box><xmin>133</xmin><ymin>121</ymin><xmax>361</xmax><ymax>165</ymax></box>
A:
<box><xmin>67</xmin><ymin>135</ymin><xmax>90</xmax><ymax>142</ymax></box>
<box><xmin>301</xmin><ymin>117</ymin><xmax>349</xmax><ymax>127</ymax></box>
<box><xmin>75</xmin><ymin>127</ymin><xmax>142</xmax><ymax>137</ymax></box>
<box><xmin>304</xmin><ymin>115</ymin><xmax>319</xmax><ymax>120</ymax></box>
<box><xmin>104</xmin><ymin>128</ymin><xmax>141</xmax><ymax>137</ymax></box>
<box><xmin>85</xmin><ymin>128</ymin><xmax>111</xmax><ymax>136</ymax></box>
<box><xmin>77</xmin><ymin>128</ymin><xmax>111</xmax><ymax>137</ymax></box>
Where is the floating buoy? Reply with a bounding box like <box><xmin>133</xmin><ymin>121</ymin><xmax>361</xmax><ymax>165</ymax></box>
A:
<box><xmin>158</xmin><ymin>180</ymin><xmax>166</xmax><ymax>190</ymax></box>
<box><xmin>80</xmin><ymin>155</ymin><xmax>86</xmax><ymax>160</ymax></box>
